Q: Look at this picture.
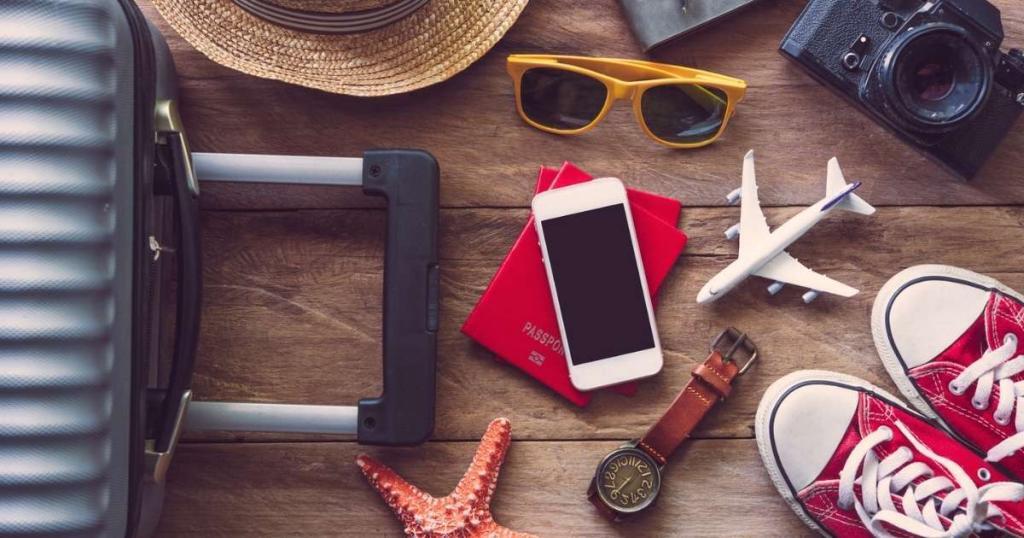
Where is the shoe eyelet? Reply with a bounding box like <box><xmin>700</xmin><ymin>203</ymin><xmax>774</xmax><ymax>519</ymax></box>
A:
<box><xmin>973</xmin><ymin>398</ymin><xmax>988</xmax><ymax>411</ymax></box>
<box><xmin>978</xmin><ymin>468</ymin><xmax>992</xmax><ymax>481</ymax></box>
<box><xmin>995</xmin><ymin>414</ymin><xmax>1011</xmax><ymax>426</ymax></box>
<box><xmin>1006</xmin><ymin>333</ymin><xmax>1019</xmax><ymax>347</ymax></box>
<box><xmin>949</xmin><ymin>382</ymin><xmax>966</xmax><ymax>395</ymax></box>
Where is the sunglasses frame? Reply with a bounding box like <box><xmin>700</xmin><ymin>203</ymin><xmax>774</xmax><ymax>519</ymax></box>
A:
<box><xmin>507</xmin><ymin>55</ymin><xmax>747</xmax><ymax>148</ymax></box>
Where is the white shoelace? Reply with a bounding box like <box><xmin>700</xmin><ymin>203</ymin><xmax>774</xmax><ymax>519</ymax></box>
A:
<box><xmin>949</xmin><ymin>333</ymin><xmax>1024</xmax><ymax>462</ymax></box>
<box><xmin>837</xmin><ymin>421</ymin><xmax>1024</xmax><ymax>537</ymax></box>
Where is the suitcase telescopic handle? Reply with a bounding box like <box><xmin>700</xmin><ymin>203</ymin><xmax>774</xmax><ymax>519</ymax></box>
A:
<box><xmin>184</xmin><ymin>150</ymin><xmax>440</xmax><ymax>446</ymax></box>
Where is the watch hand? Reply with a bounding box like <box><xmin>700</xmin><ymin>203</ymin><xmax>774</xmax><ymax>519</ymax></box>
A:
<box><xmin>612</xmin><ymin>475</ymin><xmax>634</xmax><ymax>495</ymax></box>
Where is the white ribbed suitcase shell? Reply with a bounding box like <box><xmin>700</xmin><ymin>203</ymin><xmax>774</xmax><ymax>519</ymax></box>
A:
<box><xmin>0</xmin><ymin>1</ymin><xmax>138</xmax><ymax>535</ymax></box>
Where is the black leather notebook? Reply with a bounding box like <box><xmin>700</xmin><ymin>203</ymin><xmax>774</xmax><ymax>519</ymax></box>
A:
<box><xmin>619</xmin><ymin>0</ymin><xmax>762</xmax><ymax>52</ymax></box>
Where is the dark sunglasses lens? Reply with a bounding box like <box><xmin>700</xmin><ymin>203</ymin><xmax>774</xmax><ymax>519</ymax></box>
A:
<box><xmin>641</xmin><ymin>84</ymin><xmax>729</xmax><ymax>144</ymax></box>
<box><xmin>520</xmin><ymin>68</ymin><xmax>608</xmax><ymax>130</ymax></box>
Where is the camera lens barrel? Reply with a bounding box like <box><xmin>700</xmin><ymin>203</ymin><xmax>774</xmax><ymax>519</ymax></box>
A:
<box><xmin>878</xmin><ymin>24</ymin><xmax>992</xmax><ymax>132</ymax></box>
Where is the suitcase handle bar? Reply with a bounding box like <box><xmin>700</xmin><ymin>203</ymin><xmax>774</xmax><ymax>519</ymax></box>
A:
<box><xmin>186</xmin><ymin>150</ymin><xmax>440</xmax><ymax>446</ymax></box>
<box><xmin>185</xmin><ymin>401</ymin><xmax>357</xmax><ymax>434</ymax></box>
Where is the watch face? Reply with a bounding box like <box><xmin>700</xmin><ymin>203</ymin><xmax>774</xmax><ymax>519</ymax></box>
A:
<box><xmin>594</xmin><ymin>447</ymin><xmax>661</xmax><ymax>513</ymax></box>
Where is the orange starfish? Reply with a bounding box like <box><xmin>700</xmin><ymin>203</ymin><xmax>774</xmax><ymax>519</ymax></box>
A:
<box><xmin>356</xmin><ymin>417</ymin><xmax>536</xmax><ymax>538</ymax></box>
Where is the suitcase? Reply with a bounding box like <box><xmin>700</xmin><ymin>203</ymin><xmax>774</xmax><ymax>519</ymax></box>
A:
<box><xmin>0</xmin><ymin>1</ymin><xmax>440</xmax><ymax>536</ymax></box>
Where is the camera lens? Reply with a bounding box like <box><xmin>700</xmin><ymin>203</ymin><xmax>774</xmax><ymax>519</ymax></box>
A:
<box><xmin>888</xmin><ymin>28</ymin><xmax>990</xmax><ymax>128</ymax></box>
<box><xmin>909</xmin><ymin>56</ymin><xmax>955</xmax><ymax>101</ymax></box>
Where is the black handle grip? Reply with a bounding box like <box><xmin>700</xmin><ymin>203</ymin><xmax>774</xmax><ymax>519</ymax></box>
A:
<box><xmin>357</xmin><ymin>150</ymin><xmax>439</xmax><ymax>446</ymax></box>
<box><xmin>155</xmin><ymin>133</ymin><xmax>202</xmax><ymax>452</ymax></box>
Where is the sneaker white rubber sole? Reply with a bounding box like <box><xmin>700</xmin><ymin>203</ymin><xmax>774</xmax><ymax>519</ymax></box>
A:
<box><xmin>870</xmin><ymin>264</ymin><xmax>1024</xmax><ymax>432</ymax></box>
<box><xmin>755</xmin><ymin>369</ymin><xmax>905</xmax><ymax>537</ymax></box>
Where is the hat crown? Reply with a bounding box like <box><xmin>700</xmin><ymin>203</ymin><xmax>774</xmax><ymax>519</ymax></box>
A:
<box><xmin>265</xmin><ymin>0</ymin><xmax>403</xmax><ymax>14</ymax></box>
<box><xmin>153</xmin><ymin>0</ymin><xmax>529</xmax><ymax>97</ymax></box>
<box><xmin>233</xmin><ymin>0</ymin><xmax>429</xmax><ymax>33</ymax></box>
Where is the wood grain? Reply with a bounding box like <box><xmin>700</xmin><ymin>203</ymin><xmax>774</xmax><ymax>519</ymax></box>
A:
<box><xmin>187</xmin><ymin>206</ymin><xmax>1024</xmax><ymax>442</ymax></box>
<box><xmin>134</xmin><ymin>0</ymin><xmax>1024</xmax><ymax>534</ymax></box>
<box><xmin>157</xmin><ymin>439</ymin><xmax>810</xmax><ymax>537</ymax></box>
<box><xmin>139</xmin><ymin>0</ymin><xmax>1024</xmax><ymax>210</ymax></box>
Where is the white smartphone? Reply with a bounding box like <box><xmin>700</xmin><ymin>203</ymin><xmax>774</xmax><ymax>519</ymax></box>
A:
<box><xmin>532</xmin><ymin>177</ymin><xmax>663</xmax><ymax>391</ymax></box>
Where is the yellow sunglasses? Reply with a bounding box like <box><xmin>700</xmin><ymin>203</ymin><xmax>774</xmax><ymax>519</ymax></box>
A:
<box><xmin>507</xmin><ymin>55</ymin><xmax>747</xmax><ymax>148</ymax></box>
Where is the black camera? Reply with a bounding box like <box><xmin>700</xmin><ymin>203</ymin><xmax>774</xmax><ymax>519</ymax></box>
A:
<box><xmin>781</xmin><ymin>0</ymin><xmax>1024</xmax><ymax>179</ymax></box>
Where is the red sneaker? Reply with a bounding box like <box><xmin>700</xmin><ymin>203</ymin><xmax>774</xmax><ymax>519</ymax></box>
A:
<box><xmin>873</xmin><ymin>265</ymin><xmax>1024</xmax><ymax>477</ymax></box>
<box><xmin>756</xmin><ymin>370</ymin><xmax>1024</xmax><ymax>537</ymax></box>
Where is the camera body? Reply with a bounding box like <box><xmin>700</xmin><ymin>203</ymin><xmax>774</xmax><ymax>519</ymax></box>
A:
<box><xmin>781</xmin><ymin>0</ymin><xmax>1024</xmax><ymax>179</ymax></box>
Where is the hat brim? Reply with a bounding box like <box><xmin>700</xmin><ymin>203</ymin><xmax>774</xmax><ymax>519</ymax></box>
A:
<box><xmin>152</xmin><ymin>0</ymin><xmax>529</xmax><ymax>97</ymax></box>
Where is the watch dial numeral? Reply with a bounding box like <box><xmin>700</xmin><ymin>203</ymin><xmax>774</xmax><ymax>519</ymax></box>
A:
<box><xmin>598</xmin><ymin>449</ymin><xmax>660</xmax><ymax>511</ymax></box>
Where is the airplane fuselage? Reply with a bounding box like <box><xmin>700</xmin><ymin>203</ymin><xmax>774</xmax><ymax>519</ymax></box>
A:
<box><xmin>698</xmin><ymin>200</ymin><xmax>836</xmax><ymax>303</ymax></box>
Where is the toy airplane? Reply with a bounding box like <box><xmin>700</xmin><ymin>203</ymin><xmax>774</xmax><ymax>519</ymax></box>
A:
<box><xmin>697</xmin><ymin>151</ymin><xmax>875</xmax><ymax>304</ymax></box>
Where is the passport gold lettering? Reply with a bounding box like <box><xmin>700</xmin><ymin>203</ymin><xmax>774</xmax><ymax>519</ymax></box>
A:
<box><xmin>521</xmin><ymin>321</ymin><xmax>564</xmax><ymax>356</ymax></box>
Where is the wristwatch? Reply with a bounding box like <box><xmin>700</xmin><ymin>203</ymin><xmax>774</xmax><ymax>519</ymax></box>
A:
<box><xmin>586</xmin><ymin>328</ymin><xmax>758</xmax><ymax>521</ymax></box>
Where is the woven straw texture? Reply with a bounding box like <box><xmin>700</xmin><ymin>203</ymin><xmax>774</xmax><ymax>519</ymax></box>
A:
<box><xmin>152</xmin><ymin>0</ymin><xmax>529</xmax><ymax>97</ymax></box>
<box><xmin>269</xmin><ymin>0</ymin><xmax>396</xmax><ymax>12</ymax></box>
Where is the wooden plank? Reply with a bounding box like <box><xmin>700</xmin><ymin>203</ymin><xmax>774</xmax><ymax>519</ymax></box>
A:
<box><xmin>186</xmin><ymin>206</ymin><xmax>1024</xmax><ymax>442</ymax></box>
<box><xmin>138</xmin><ymin>0</ymin><xmax>1024</xmax><ymax>209</ymax></box>
<box><xmin>155</xmin><ymin>439</ymin><xmax>809</xmax><ymax>537</ymax></box>
<box><xmin>132</xmin><ymin>0</ymin><xmax>1024</xmax><ymax>533</ymax></box>
<box><xmin>199</xmin><ymin>205</ymin><xmax>1024</xmax><ymax>266</ymax></box>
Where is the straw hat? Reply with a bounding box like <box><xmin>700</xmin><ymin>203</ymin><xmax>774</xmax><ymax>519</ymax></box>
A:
<box><xmin>152</xmin><ymin>0</ymin><xmax>530</xmax><ymax>96</ymax></box>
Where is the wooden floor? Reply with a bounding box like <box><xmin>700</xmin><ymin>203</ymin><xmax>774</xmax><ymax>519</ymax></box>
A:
<box><xmin>142</xmin><ymin>0</ymin><xmax>1024</xmax><ymax>536</ymax></box>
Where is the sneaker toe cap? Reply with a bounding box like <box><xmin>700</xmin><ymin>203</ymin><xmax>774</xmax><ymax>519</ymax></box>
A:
<box><xmin>886</xmin><ymin>279</ymin><xmax>990</xmax><ymax>369</ymax></box>
<box><xmin>770</xmin><ymin>382</ymin><xmax>859</xmax><ymax>491</ymax></box>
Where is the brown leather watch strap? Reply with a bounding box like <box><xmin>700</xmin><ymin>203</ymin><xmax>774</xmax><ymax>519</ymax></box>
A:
<box><xmin>637</xmin><ymin>329</ymin><xmax>756</xmax><ymax>465</ymax></box>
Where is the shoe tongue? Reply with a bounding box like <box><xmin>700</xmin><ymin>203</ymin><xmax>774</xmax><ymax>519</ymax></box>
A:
<box><xmin>859</xmin><ymin>395</ymin><xmax>961</xmax><ymax>483</ymax></box>
<box><xmin>940</xmin><ymin>314</ymin><xmax>990</xmax><ymax>370</ymax></box>
<box><xmin>812</xmin><ymin>394</ymin><xmax>914</xmax><ymax>484</ymax></box>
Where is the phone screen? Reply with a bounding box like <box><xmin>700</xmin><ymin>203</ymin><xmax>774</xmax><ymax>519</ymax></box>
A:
<box><xmin>541</xmin><ymin>204</ymin><xmax>654</xmax><ymax>365</ymax></box>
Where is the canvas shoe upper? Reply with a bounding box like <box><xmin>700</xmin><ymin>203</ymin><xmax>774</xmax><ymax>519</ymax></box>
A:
<box><xmin>756</xmin><ymin>370</ymin><xmax>1024</xmax><ymax>537</ymax></box>
<box><xmin>873</xmin><ymin>265</ymin><xmax>1024</xmax><ymax>478</ymax></box>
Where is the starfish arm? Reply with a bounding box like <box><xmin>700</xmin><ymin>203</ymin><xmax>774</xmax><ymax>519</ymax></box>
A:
<box><xmin>477</xmin><ymin>520</ymin><xmax>539</xmax><ymax>538</ymax></box>
<box><xmin>356</xmin><ymin>418</ymin><xmax>537</xmax><ymax>537</ymax></box>
<box><xmin>453</xmin><ymin>418</ymin><xmax>512</xmax><ymax>505</ymax></box>
<box><xmin>356</xmin><ymin>454</ymin><xmax>434</xmax><ymax>525</ymax></box>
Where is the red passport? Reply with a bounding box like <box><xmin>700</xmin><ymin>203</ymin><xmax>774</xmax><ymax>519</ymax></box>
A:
<box><xmin>462</xmin><ymin>162</ymin><xmax>687</xmax><ymax>406</ymax></box>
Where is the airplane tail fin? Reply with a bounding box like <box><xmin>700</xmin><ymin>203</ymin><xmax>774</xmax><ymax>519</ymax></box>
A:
<box><xmin>838</xmin><ymin>192</ymin><xmax>876</xmax><ymax>215</ymax></box>
<box><xmin>825</xmin><ymin>157</ymin><xmax>876</xmax><ymax>215</ymax></box>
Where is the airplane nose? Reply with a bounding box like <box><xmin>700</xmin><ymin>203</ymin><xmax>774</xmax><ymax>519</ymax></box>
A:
<box><xmin>697</xmin><ymin>283</ymin><xmax>716</xmax><ymax>304</ymax></box>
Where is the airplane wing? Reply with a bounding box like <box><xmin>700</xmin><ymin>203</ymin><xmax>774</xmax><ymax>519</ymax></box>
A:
<box><xmin>753</xmin><ymin>251</ymin><xmax>859</xmax><ymax>297</ymax></box>
<box><xmin>738</xmin><ymin>151</ymin><xmax>771</xmax><ymax>257</ymax></box>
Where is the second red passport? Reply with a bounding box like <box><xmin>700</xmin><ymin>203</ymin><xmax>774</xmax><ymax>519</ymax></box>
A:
<box><xmin>462</xmin><ymin>163</ymin><xmax>687</xmax><ymax>406</ymax></box>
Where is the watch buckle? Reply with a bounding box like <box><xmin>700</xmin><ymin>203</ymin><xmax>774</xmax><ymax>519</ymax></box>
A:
<box><xmin>711</xmin><ymin>327</ymin><xmax>758</xmax><ymax>376</ymax></box>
